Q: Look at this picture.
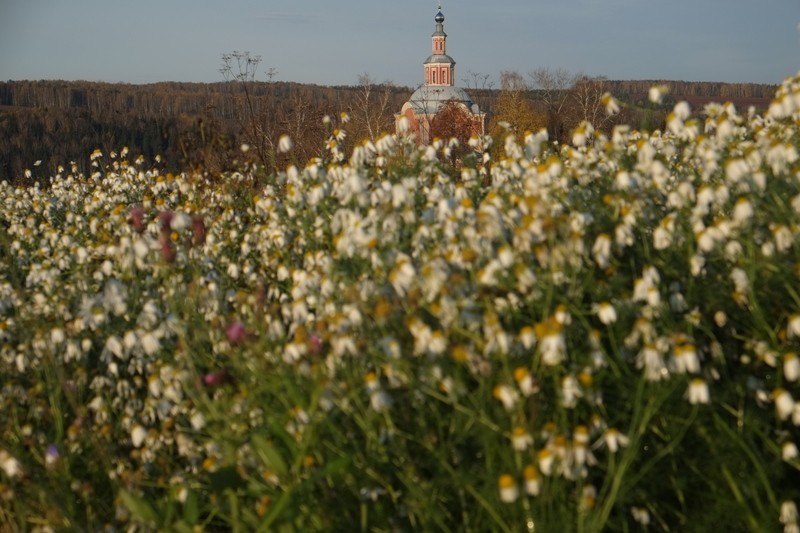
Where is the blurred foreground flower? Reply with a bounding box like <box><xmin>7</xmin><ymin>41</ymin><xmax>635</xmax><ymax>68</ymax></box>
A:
<box><xmin>226</xmin><ymin>320</ymin><xmax>247</xmax><ymax>345</ymax></box>
<box><xmin>498</xmin><ymin>474</ymin><xmax>518</xmax><ymax>503</ymax></box>
<box><xmin>0</xmin><ymin>450</ymin><xmax>22</xmax><ymax>478</ymax></box>
<box><xmin>648</xmin><ymin>85</ymin><xmax>669</xmax><ymax>104</ymax></box>
<box><xmin>45</xmin><ymin>444</ymin><xmax>60</xmax><ymax>468</ymax></box>
<box><xmin>278</xmin><ymin>135</ymin><xmax>293</xmax><ymax>153</ymax></box>
<box><xmin>686</xmin><ymin>378</ymin><xmax>710</xmax><ymax>405</ymax></box>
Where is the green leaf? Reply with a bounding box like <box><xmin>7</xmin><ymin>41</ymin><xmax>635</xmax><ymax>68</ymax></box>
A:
<box><xmin>251</xmin><ymin>433</ymin><xmax>289</xmax><ymax>477</ymax></box>
<box><xmin>118</xmin><ymin>489</ymin><xmax>158</xmax><ymax>525</ymax></box>
<box><xmin>183</xmin><ymin>489</ymin><xmax>199</xmax><ymax>524</ymax></box>
<box><xmin>170</xmin><ymin>520</ymin><xmax>195</xmax><ymax>533</ymax></box>
<box><xmin>257</xmin><ymin>489</ymin><xmax>293</xmax><ymax>532</ymax></box>
<box><xmin>278</xmin><ymin>522</ymin><xmax>296</xmax><ymax>533</ymax></box>
<box><xmin>209</xmin><ymin>465</ymin><xmax>245</xmax><ymax>493</ymax></box>
<box><xmin>315</xmin><ymin>455</ymin><xmax>351</xmax><ymax>481</ymax></box>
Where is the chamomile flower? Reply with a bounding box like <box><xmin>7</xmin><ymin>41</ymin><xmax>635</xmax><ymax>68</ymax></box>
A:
<box><xmin>535</xmin><ymin>318</ymin><xmax>567</xmax><ymax>366</ymax></box>
<box><xmin>514</xmin><ymin>367</ymin><xmax>538</xmax><ymax>396</ymax></box>
<box><xmin>687</xmin><ymin>378</ymin><xmax>711</xmax><ymax>405</ymax></box>
<box><xmin>592</xmin><ymin>233</ymin><xmax>612</xmax><ymax>268</ymax></box>
<box><xmin>788</xmin><ymin>314</ymin><xmax>800</xmax><ymax>339</ymax></box>
<box><xmin>781</xmin><ymin>501</ymin><xmax>799</xmax><ymax>527</ymax></box>
<box><xmin>537</xmin><ymin>448</ymin><xmax>555</xmax><ymax>476</ymax></box>
<box><xmin>732</xmin><ymin>198</ymin><xmax>754</xmax><ymax>225</ymax></box>
<box><xmin>523</xmin><ymin>465</ymin><xmax>540</xmax><ymax>496</ymax></box>
<box><xmin>561</xmin><ymin>375</ymin><xmax>582</xmax><ymax>409</ymax></box>
<box><xmin>782</xmin><ymin>441</ymin><xmax>798</xmax><ymax>461</ymax></box>
<box><xmin>774</xmin><ymin>388</ymin><xmax>795</xmax><ymax>420</ymax></box>
<box><xmin>598</xmin><ymin>428</ymin><xmax>629</xmax><ymax>453</ymax></box>
<box><xmin>602</xmin><ymin>92</ymin><xmax>620</xmax><ymax>115</ymax></box>
<box><xmin>0</xmin><ymin>449</ymin><xmax>22</xmax><ymax>478</ymax></box>
<box><xmin>498</xmin><ymin>474</ymin><xmax>518</xmax><ymax>503</ymax></box>
<box><xmin>131</xmin><ymin>425</ymin><xmax>147</xmax><ymax>448</ymax></box>
<box><xmin>631</xmin><ymin>506</ymin><xmax>651</xmax><ymax>526</ymax></box>
<box><xmin>594</xmin><ymin>301</ymin><xmax>617</xmax><ymax>325</ymax></box>
<box><xmin>511</xmin><ymin>426</ymin><xmax>534</xmax><ymax>451</ymax></box>
<box><xmin>648</xmin><ymin>85</ymin><xmax>668</xmax><ymax>104</ymax></box>
<box><xmin>493</xmin><ymin>384</ymin><xmax>519</xmax><ymax>411</ymax></box>
<box><xmin>672</xmin><ymin>344</ymin><xmax>700</xmax><ymax>374</ymax></box>
<box><xmin>637</xmin><ymin>343</ymin><xmax>668</xmax><ymax>381</ymax></box>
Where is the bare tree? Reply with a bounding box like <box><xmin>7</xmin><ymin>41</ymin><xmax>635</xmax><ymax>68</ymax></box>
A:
<box><xmin>569</xmin><ymin>75</ymin><xmax>617</xmax><ymax>132</ymax></box>
<box><xmin>500</xmin><ymin>70</ymin><xmax>528</xmax><ymax>93</ymax></box>
<box><xmin>281</xmin><ymin>92</ymin><xmax>326</xmax><ymax>163</ymax></box>
<box><xmin>529</xmin><ymin>67</ymin><xmax>578</xmax><ymax>143</ymax></box>
<box><xmin>489</xmin><ymin>71</ymin><xmax>545</xmax><ymax>155</ymax></box>
<box><xmin>529</xmin><ymin>67</ymin><xmax>622</xmax><ymax>142</ymax></box>
<box><xmin>349</xmin><ymin>73</ymin><xmax>395</xmax><ymax>143</ymax></box>
<box><xmin>462</xmin><ymin>69</ymin><xmax>495</xmax><ymax>115</ymax></box>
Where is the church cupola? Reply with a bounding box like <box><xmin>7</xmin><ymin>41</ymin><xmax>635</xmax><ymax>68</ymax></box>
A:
<box><xmin>424</xmin><ymin>8</ymin><xmax>455</xmax><ymax>87</ymax></box>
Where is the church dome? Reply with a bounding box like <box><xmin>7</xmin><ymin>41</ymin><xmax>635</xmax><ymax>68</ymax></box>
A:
<box><xmin>434</xmin><ymin>10</ymin><xmax>445</xmax><ymax>23</ymax></box>
<box><xmin>404</xmin><ymin>85</ymin><xmax>478</xmax><ymax>116</ymax></box>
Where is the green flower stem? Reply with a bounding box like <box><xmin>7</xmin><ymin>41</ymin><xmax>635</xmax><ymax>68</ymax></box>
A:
<box><xmin>420</xmin><ymin>385</ymin><xmax>502</xmax><ymax>433</ymax></box>
<box><xmin>591</xmin><ymin>379</ymin><xmax>683</xmax><ymax>530</ymax></box>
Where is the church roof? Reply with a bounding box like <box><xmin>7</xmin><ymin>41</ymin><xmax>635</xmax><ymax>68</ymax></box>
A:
<box><xmin>404</xmin><ymin>85</ymin><xmax>479</xmax><ymax>115</ymax></box>
<box><xmin>424</xmin><ymin>54</ymin><xmax>456</xmax><ymax>65</ymax></box>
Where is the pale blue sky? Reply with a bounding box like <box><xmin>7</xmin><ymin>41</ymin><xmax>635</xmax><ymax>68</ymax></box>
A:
<box><xmin>0</xmin><ymin>0</ymin><xmax>798</xmax><ymax>87</ymax></box>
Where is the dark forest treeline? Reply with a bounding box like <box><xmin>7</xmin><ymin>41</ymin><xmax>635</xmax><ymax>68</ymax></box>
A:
<box><xmin>0</xmin><ymin>80</ymin><xmax>408</xmax><ymax>120</ymax></box>
<box><xmin>0</xmin><ymin>79</ymin><xmax>776</xmax><ymax>117</ymax></box>
<box><xmin>0</xmin><ymin>80</ymin><xmax>413</xmax><ymax>182</ymax></box>
<box><xmin>0</xmin><ymin>78</ymin><xmax>776</xmax><ymax>184</ymax></box>
<box><xmin>603</xmin><ymin>79</ymin><xmax>775</xmax><ymax>101</ymax></box>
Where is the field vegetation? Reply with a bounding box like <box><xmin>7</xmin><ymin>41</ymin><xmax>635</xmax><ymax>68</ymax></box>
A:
<box><xmin>1</xmin><ymin>72</ymin><xmax>800</xmax><ymax>531</ymax></box>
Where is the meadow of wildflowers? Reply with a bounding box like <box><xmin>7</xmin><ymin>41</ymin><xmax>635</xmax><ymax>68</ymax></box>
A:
<box><xmin>2</xmin><ymin>73</ymin><xmax>800</xmax><ymax>531</ymax></box>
